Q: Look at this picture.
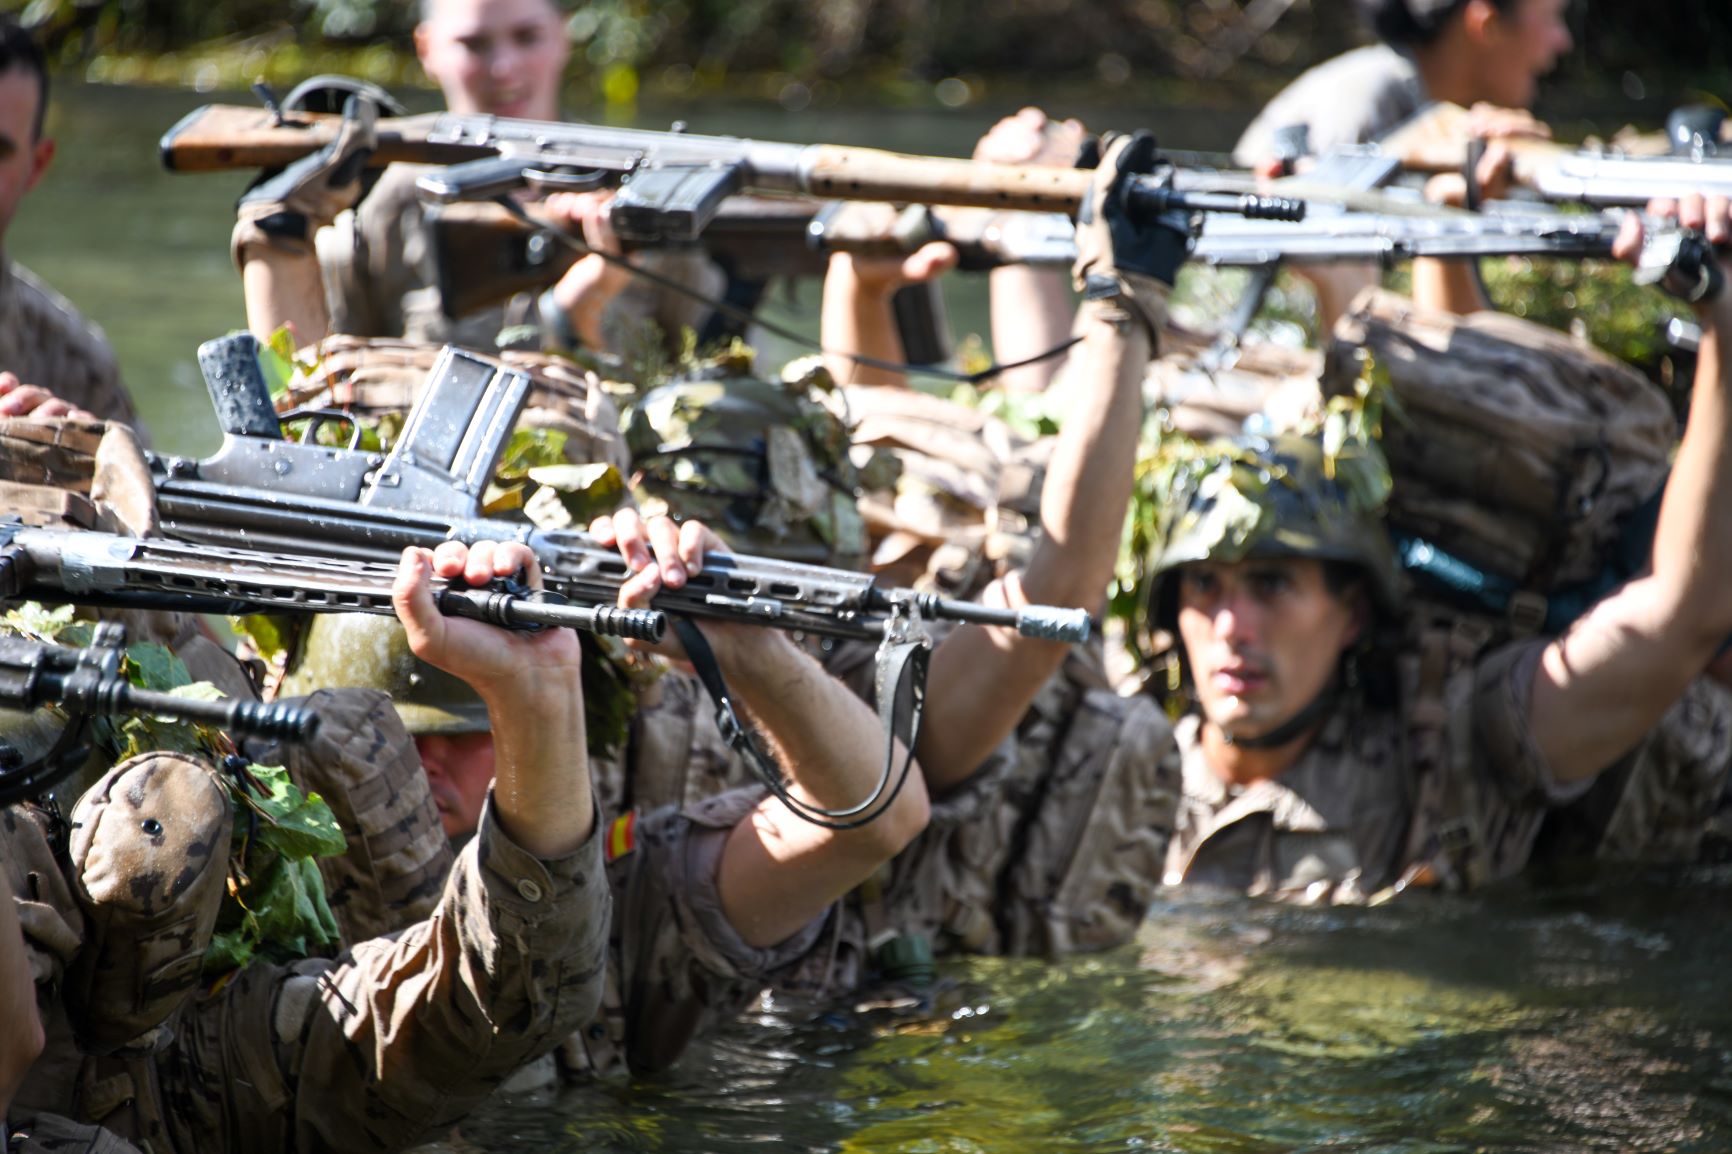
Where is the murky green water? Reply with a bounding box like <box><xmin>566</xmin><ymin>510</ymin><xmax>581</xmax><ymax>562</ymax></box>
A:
<box><xmin>451</xmin><ymin>867</ymin><xmax>1732</xmax><ymax>1153</ymax></box>
<box><xmin>17</xmin><ymin>82</ymin><xmax>1730</xmax><ymax>1153</ymax></box>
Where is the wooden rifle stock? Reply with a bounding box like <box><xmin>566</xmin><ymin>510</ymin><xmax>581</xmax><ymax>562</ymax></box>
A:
<box><xmin>160</xmin><ymin>102</ymin><xmax>1212</xmax><ymax>218</ymax></box>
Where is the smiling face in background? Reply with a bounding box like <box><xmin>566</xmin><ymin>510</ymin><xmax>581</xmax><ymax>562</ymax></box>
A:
<box><xmin>1175</xmin><ymin>557</ymin><xmax>1364</xmax><ymax>744</ymax></box>
<box><xmin>415</xmin><ymin>0</ymin><xmax>571</xmax><ymax>121</ymax></box>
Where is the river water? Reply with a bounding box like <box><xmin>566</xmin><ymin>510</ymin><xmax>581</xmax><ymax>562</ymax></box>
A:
<box><xmin>15</xmin><ymin>81</ymin><xmax>1732</xmax><ymax>1152</ymax></box>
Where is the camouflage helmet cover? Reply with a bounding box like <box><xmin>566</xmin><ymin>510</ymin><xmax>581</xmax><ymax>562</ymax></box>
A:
<box><xmin>275</xmin><ymin>614</ymin><xmax>487</xmax><ymax>737</ymax></box>
<box><xmin>1146</xmin><ymin>428</ymin><xmax>1403</xmax><ymax>625</ymax></box>
<box><xmin>624</xmin><ymin>350</ymin><xmax>869</xmax><ymax>568</ymax></box>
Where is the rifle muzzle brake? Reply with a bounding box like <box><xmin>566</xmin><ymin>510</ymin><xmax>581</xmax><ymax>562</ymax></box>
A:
<box><xmin>1130</xmin><ymin>184</ymin><xmax>1307</xmax><ymax>223</ymax></box>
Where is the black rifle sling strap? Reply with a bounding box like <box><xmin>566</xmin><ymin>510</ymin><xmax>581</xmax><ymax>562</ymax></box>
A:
<box><xmin>670</xmin><ymin>615</ymin><xmax>928</xmax><ymax>831</ymax></box>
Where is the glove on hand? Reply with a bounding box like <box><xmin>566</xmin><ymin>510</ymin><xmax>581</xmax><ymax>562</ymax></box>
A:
<box><xmin>231</xmin><ymin>95</ymin><xmax>378</xmax><ymax>267</ymax></box>
<box><xmin>1070</xmin><ymin>130</ymin><xmax>1187</xmax><ymax>342</ymax></box>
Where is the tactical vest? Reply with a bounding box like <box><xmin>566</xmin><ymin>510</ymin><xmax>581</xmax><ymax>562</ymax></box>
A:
<box><xmin>1322</xmin><ymin>289</ymin><xmax>1720</xmax><ymax>877</ymax></box>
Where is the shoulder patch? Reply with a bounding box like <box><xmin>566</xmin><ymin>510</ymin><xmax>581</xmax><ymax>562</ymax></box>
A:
<box><xmin>605</xmin><ymin>811</ymin><xmax>637</xmax><ymax>863</ymax></box>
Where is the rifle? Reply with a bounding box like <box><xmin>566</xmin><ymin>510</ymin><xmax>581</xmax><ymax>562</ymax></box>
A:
<box><xmin>145</xmin><ymin>333</ymin><xmax>1092</xmax><ymax>828</ymax></box>
<box><xmin>0</xmin><ymin>621</ymin><xmax>319</xmax><ymax>804</ymax></box>
<box><xmin>1372</xmin><ymin>101</ymin><xmax>1732</xmax><ymax>207</ymax></box>
<box><xmin>160</xmin><ymin>97</ymin><xmax>1306</xmax><ymax>245</ymax></box>
<box><xmin>0</xmin><ymin>520</ymin><xmax>665</xmax><ymax>642</ymax></box>
<box><xmin>150</xmin><ymin>334</ymin><xmax>1092</xmax><ymax>648</ymax></box>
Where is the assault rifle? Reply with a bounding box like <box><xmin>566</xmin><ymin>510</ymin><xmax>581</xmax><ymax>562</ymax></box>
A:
<box><xmin>1371</xmin><ymin>101</ymin><xmax>1732</xmax><ymax>207</ymax></box>
<box><xmin>140</xmin><ymin>333</ymin><xmax>1092</xmax><ymax>829</ymax></box>
<box><xmin>0</xmin><ymin>621</ymin><xmax>319</xmax><ymax>804</ymax></box>
<box><xmin>159</xmin><ymin>96</ymin><xmax>1306</xmax><ymax>245</ymax></box>
<box><xmin>148</xmin><ymin>334</ymin><xmax>1092</xmax><ymax>648</ymax></box>
<box><xmin>430</xmin><ymin>195</ymin><xmax>1720</xmax><ymax>320</ymax></box>
<box><xmin>0</xmin><ymin>520</ymin><xmax>666</xmax><ymax>642</ymax></box>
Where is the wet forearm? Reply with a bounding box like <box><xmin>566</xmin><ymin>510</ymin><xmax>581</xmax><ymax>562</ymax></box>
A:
<box><xmin>241</xmin><ymin>249</ymin><xmax>331</xmax><ymax>349</ymax></box>
<box><xmin>1654</xmin><ymin>293</ymin><xmax>1732</xmax><ymax>636</ymax></box>
<box><xmin>1411</xmin><ymin>257</ymin><xmax>1490</xmax><ymax>316</ymax></box>
<box><xmin>917</xmin><ymin>314</ymin><xmax>1148</xmax><ymax>790</ymax></box>
<box><xmin>820</xmin><ymin>255</ymin><xmax>906</xmax><ymax>387</ymax></box>
<box><xmin>989</xmin><ymin>266</ymin><xmax>1075</xmax><ymax>392</ymax></box>
<box><xmin>482</xmin><ymin>674</ymin><xmax>594</xmax><ymax>858</ymax></box>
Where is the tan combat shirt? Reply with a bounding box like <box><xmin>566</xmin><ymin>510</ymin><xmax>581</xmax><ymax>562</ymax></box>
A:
<box><xmin>6</xmin><ymin>778</ymin><xmax>609</xmax><ymax>1154</ymax></box>
<box><xmin>1162</xmin><ymin>639</ymin><xmax>1732</xmax><ymax>901</ymax></box>
<box><xmin>0</xmin><ymin>258</ymin><xmax>140</xmax><ymax>430</ymax></box>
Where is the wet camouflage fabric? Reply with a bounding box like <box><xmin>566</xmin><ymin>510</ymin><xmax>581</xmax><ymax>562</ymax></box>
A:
<box><xmin>320</xmin><ymin>165</ymin><xmax>722</xmax><ymax>352</ymax></box>
<box><xmin>1532</xmin><ymin>674</ymin><xmax>1732</xmax><ymax>865</ymax></box>
<box><xmin>1324</xmin><ymin>289</ymin><xmax>1675</xmax><ymax>591</ymax></box>
<box><xmin>7</xmin><ymin>787</ymin><xmax>609</xmax><ymax>1154</ymax></box>
<box><xmin>0</xmin><ymin>260</ymin><xmax>140</xmax><ymax>432</ymax></box>
<box><xmin>557</xmin><ymin>784</ymin><xmax>827</xmax><ymax>1079</ymax></box>
<box><xmin>844</xmin><ymin>385</ymin><xmax>1048</xmax><ymax>599</ymax></box>
<box><xmin>62</xmin><ymin>755</ymin><xmax>231</xmax><ymax>1056</ymax></box>
<box><xmin>1161</xmin><ymin>640</ymin><xmax>1689</xmax><ymax>900</ymax></box>
<box><xmin>247</xmin><ymin>689</ymin><xmax>454</xmax><ymax>945</ymax></box>
<box><xmin>625</xmin><ymin>357</ymin><xmax>869</xmax><ymax>567</ymax></box>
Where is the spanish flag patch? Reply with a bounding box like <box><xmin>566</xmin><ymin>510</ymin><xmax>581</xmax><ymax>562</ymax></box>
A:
<box><xmin>605</xmin><ymin>811</ymin><xmax>638</xmax><ymax>863</ymax></box>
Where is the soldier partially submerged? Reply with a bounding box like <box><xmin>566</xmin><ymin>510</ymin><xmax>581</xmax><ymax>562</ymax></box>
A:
<box><xmin>4</xmin><ymin>533</ymin><xmax>613</xmax><ymax>1153</ymax></box>
<box><xmin>1147</xmin><ymin>196</ymin><xmax>1732</xmax><ymax>899</ymax></box>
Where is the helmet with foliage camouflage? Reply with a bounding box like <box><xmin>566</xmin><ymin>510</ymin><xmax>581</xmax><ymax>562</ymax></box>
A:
<box><xmin>276</xmin><ymin>614</ymin><xmax>488</xmax><ymax>736</ymax></box>
<box><xmin>623</xmin><ymin>347</ymin><xmax>869</xmax><ymax>568</ymax></box>
<box><xmin>1142</xmin><ymin>428</ymin><xmax>1403</xmax><ymax>632</ymax></box>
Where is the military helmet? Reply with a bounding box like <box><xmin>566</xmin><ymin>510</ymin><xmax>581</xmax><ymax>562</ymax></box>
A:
<box><xmin>1146</xmin><ymin>430</ymin><xmax>1403</xmax><ymax>629</ymax></box>
<box><xmin>624</xmin><ymin>350</ymin><xmax>869</xmax><ymax>568</ymax></box>
<box><xmin>275</xmin><ymin>614</ymin><xmax>487</xmax><ymax>736</ymax></box>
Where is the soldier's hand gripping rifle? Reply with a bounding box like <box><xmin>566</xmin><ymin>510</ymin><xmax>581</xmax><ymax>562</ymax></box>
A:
<box><xmin>159</xmin><ymin>91</ymin><xmax>1305</xmax><ymax>245</ymax></box>
<box><xmin>152</xmin><ymin>333</ymin><xmax>1093</xmax><ymax>648</ymax></box>
<box><xmin>1370</xmin><ymin>101</ymin><xmax>1732</xmax><ymax>208</ymax></box>
<box><xmin>145</xmin><ymin>333</ymin><xmax>1094</xmax><ymax>827</ymax></box>
<box><xmin>0</xmin><ymin>622</ymin><xmax>319</xmax><ymax>804</ymax></box>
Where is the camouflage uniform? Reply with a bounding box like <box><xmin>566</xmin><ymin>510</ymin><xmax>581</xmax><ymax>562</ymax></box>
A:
<box><xmin>4</xmin><ymin>690</ymin><xmax>611</xmax><ymax>1154</ymax></box>
<box><xmin>623</xmin><ymin>364</ymin><xmax>1183</xmax><ymax>995</ymax></box>
<box><xmin>319</xmin><ymin>165</ymin><xmax>723</xmax><ymax>352</ymax></box>
<box><xmin>0</xmin><ymin>258</ymin><xmax>140</xmax><ymax>430</ymax></box>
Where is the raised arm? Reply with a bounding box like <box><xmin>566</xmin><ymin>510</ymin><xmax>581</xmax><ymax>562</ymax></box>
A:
<box><xmin>819</xmin><ymin>242</ymin><xmax>958</xmax><ymax>387</ymax></box>
<box><xmin>234</xmin><ymin>96</ymin><xmax>376</xmax><ymax>347</ymax></box>
<box><xmin>1529</xmin><ymin>194</ymin><xmax>1732</xmax><ymax>782</ymax></box>
<box><xmin>392</xmin><ymin>539</ymin><xmax>594</xmax><ymax>857</ymax></box>
<box><xmin>977</xmin><ymin>108</ymin><xmax>1088</xmax><ymax>393</ymax></box>
<box><xmin>917</xmin><ymin>132</ymin><xmax>1179</xmax><ymax>790</ymax></box>
<box><xmin>594</xmin><ymin>508</ymin><xmax>930</xmax><ymax>949</ymax></box>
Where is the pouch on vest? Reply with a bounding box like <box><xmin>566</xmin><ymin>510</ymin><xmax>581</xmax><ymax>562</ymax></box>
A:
<box><xmin>64</xmin><ymin>752</ymin><xmax>233</xmax><ymax>1054</ymax></box>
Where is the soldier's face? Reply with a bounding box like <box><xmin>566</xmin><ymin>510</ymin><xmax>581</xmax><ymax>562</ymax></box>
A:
<box><xmin>416</xmin><ymin>731</ymin><xmax>497</xmax><ymax>839</ymax></box>
<box><xmin>416</xmin><ymin>0</ymin><xmax>571</xmax><ymax>121</ymax></box>
<box><xmin>1469</xmin><ymin>0</ymin><xmax>1573</xmax><ymax>109</ymax></box>
<box><xmin>1175</xmin><ymin>557</ymin><xmax>1362</xmax><ymax>742</ymax></box>
<box><xmin>0</xmin><ymin>69</ymin><xmax>55</xmax><ymax>243</ymax></box>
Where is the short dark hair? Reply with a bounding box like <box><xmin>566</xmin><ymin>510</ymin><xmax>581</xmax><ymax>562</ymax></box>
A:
<box><xmin>1356</xmin><ymin>0</ymin><xmax>1516</xmax><ymax>48</ymax></box>
<box><xmin>0</xmin><ymin>17</ymin><xmax>48</xmax><ymax>141</ymax></box>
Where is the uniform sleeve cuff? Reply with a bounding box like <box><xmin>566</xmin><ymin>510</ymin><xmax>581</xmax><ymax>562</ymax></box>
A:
<box><xmin>473</xmin><ymin>791</ymin><xmax>606</xmax><ymax>927</ymax></box>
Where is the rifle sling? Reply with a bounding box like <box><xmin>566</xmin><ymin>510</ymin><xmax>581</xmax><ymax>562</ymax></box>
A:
<box><xmin>670</xmin><ymin>615</ymin><xmax>927</xmax><ymax>831</ymax></box>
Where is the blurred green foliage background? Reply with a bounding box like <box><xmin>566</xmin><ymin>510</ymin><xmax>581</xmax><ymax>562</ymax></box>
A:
<box><xmin>10</xmin><ymin>0</ymin><xmax>1732</xmax><ymax>114</ymax></box>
